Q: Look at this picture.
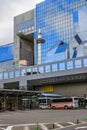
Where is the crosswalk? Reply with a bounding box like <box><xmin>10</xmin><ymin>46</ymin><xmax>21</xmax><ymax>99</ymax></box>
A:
<box><xmin>24</xmin><ymin>126</ymin><xmax>30</xmax><ymax>130</ymax></box>
<box><xmin>0</xmin><ymin>121</ymin><xmax>86</xmax><ymax>130</ymax></box>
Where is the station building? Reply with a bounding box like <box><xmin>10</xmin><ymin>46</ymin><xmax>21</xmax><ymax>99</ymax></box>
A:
<box><xmin>0</xmin><ymin>0</ymin><xmax>87</xmax><ymax>97</ymax></box>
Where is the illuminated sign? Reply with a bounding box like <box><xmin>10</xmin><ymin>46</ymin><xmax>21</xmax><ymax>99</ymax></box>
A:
<box><xmin>44</xmin><ymin>85</ymin><xmax>53</xmax><ymax>92</ymax></box>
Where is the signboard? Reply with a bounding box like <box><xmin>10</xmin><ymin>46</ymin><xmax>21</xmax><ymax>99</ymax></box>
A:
<box><xmin>44</xmin><ymin>85</ymin><xmax>53</xmax><ymax>92</ymax></box>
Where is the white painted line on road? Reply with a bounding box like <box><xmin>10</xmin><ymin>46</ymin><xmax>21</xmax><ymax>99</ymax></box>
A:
<box><xmin>54</xmin><ymin>123</ymin><xmax>64</xmax><ymax>128</ymax></box>
<box><xmin>80</xmin><ymin>121</ymin><xmax>86</xmax><ymax>123</ymax></box>
<box><xmin>39</xmin><ymin>123</ymin><xmax>49</xmax><ymax>130</ymax></box>
<box><xmin>75</xmin><ymin>126</ymin><xmax>87</xmax><ymax>129</ymax></box>
<box><xmin>0</xmin><ymin>127</ymin><xmax>5</xmax><ymax>130</ymax></box>
<box><xmin>24</xmin><ymin>126</ymin><xmax>30</xmax><ymax>130</ymax></box>
<box><xmin>0</xmin><ymin>124</ymin><xmax>10</xmax><ymax>126</ymax></box>
<box><xmin>5</xmin><ymin>126</ymin><xmax>13</xmax><ymax>130</ymax></box>
<box><xmin>67</xmin><ymin>122</ymin><xmax>76</xmax><ymax>125</ymax></box>
<box><xmin>8</xmin><ymin>123</ymin><xmax>35</xmax><ymax>127</ymax></box>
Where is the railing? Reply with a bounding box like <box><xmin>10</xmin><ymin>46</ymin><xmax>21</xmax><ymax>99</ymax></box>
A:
<box><xmin>0</xmin><ymin>56</ymin><xmax>87</xmax><ymax>80</ymax></box>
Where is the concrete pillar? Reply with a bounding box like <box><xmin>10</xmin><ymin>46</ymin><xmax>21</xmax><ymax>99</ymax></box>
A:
<box><xmin>19</xmin><ymin>78</ymin><xmax>27</xmax><ymax>90</ymax></box>
<box><xmin>0</xmin><ymin>81</ymin><xmax>4</xmax><ymax>89</ymax></box>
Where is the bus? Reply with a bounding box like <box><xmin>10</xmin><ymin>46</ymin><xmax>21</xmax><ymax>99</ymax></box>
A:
<box><xmin>50</xmin><ymin>97</ymin><xmax>78</xmax><ymax>109</ymax></box>
<box><xmin>38</xmin><ymin>93</ymin><xmax>63</xmax><ymax>109</ymax></box>
<box><xmin>38</xmin><ymin>97</ymin><xmax>50</xmax><ymax>109</ymax></box>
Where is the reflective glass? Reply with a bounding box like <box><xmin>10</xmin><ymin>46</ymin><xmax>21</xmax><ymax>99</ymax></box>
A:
<box><xmin>67</xmin><ymin>61</ymin><xmax>73</xmax><ymax>69</ymax></box>
<box><xmin>21</xmin><ymin>69</ymin><xmax>26</xmax><ymax>76</ymax></box>
<box><xmin>26</xmin><ymin>68</ymin><xmax>32</xmax><ymax>75</ymax></box>
<box><xmin>4</xmin><ymin>72</ymin><xmax>8</xmax><ymax>79</ymax></box>
<box><xmin>15</xmin><ymin>70</ymin><xmax>20</xmax><ymax>77</ymax></box>
<box><xmin>52</xmin><ymin>64</ymin><xmax>58</xmax><ymax>71</ymax></box>
<box><xmin>9</xmin><ymin>72</ymin><xmax>14</xmax><ymax>78</ymax></box>
<box><xmin>59</xmin><ymin>62</ymin><xmax>65</xmax><ymax>70</ymax></box>
<box><xmin>38</xmin><ymin>66</ymin><xmax>44</xmax><ymax>73</ymax></box>
<box><xmin>32</xmin><ymin>67</ymin><xmax>38</xmax><ymax>74</ymax></box>
<box><xmin>45</xmin><ymin>65</ymin><xmax>51</xmax><ymax>72</ymax></box>
<box><xmin>75</xmin><ymin>60</ymin><xmax>82</xmax><ymax>68</ymax></box>
<box><xmin>83</xmin><ymin>58</ymin><xmax>87</xmax><ymax>67</ymax></box>
<box><xmin>35</xmin><ymin>0</ymin><xmax>87</xmax><ymax>64</ymax></box>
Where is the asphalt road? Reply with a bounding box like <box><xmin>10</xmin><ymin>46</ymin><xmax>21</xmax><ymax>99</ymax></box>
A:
<box><xmin>0</xmin><ymin>109</ymin><xmax>87</xmax><ymax>125</ymax></box>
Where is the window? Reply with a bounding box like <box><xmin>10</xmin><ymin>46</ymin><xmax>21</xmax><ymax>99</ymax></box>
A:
<box><xmin>38</xmin><ymin>66</ymin><xmax>44</xmax><ymax>73</ymax></box>
<box><xmin>45</xmin><ymin>65</ymin><xmax>50</xmax><ymax>72</ymax></box>
<box><xmin>15</xmin><ymin>70</ymin><xmax>20</xmax><ymax>77</ymax></box>
<box><xmin>21</xmin><ymin>69</ymin><xmax>26</xmax><ymax>76</ymax></box>
<box><xmin>83</xmin><ymin>58</ymin><xmax>87</xmax><ymax>67</ymax></box>
<box><xmin>59</xmin><ymin>62</ymin><xmax>65</xmax><ymax>70</ymax></box>
<box><xmin>67</xmin><ymin>61</ymin><xmax>73</xmax><ymax>69</ymax></box>
<box><xmin>52</xmin><ymin>64</ymin><xmax>58</xmax><ymax>71</ymax></box>
<box><xmin>9</xmin><ymin>72</ymin><xmax>14</xmax><ymax>78</ymax></box>
<box><xmin>4</xmin><ymin>72</ymin><xmax>8</xmax><ymax>79</ymax></box>
<box><xmin>75</xmin><ymin>60</ymin><xmax>82</xmax><ymax>68</ymax></box>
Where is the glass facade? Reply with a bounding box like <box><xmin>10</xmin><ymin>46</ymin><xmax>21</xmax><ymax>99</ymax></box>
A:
<box><xmin>0</xmin><ymin>43</ymin><xmax>14</xmax><ymax>62</ymax></box>
<box><xmin>34</xmin><ymin>0</ymin><xmax>87</xmax><ymax>64</ymax></box>
<box><xmin>0</xmin><ymin>43</ymin><xmax>14</xmax><ymax>72</ymax></box>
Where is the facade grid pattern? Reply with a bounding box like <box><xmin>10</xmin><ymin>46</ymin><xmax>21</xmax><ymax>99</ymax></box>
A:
<box><xmin>34</xmin><ymin>0</ymin><xmax>87</xmax><ymax>64</ymax></box>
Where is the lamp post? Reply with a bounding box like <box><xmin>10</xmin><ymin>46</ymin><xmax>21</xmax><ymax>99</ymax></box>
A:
<box><xmin>36</xmin><ymin>28</ymin><xmax>45</xmax><ymax>64</ymax></box>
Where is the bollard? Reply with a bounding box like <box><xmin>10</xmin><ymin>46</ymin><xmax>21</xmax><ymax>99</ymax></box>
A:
<box><xmin>85</xmin><ymin>116</ymin><xmax>87</xmax><ymax>120</ymax></box>
<box><xmin>53</xmin><ymin>123</ymin><xmax>55</xmax><ymax>129</ymax></box>
<box><xmin>36</xmin><ymin>122</ymin><xmax>39</xmax><ymax>130</ymax></box>
<box><xmin>77</xmin><ymin>119</ymin><xmax>79</xmax><ymax>124</ymax></box>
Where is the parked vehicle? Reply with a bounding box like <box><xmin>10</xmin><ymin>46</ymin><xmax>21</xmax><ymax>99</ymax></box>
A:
<box><xmin>50</xmin><ymin>97</ymin><xmax>78</xmax><ymax>109</ymax></box>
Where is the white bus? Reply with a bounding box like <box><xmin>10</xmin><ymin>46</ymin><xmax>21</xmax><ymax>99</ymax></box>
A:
<box><xmin>38</xmin><ymin>93</ymin><xmax>63</xmax><ymax>109</ymax></box>
<box><xmin>50</xmin><ymin>97</ymin><xmax>78</xmax><ymax>109</ymax></box>
<box><xmin>38</xmin><ymin>97</ymin><xmax>50</xmax><ymax>109</ymax></box>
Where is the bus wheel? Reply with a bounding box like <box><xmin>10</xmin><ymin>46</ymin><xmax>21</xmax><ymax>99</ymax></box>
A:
<box><xmin>52</xmin><ymin>106</ymin><xmax>56</xmax><ymax>109</ymax></box>
<box><xmin>64</xmin><ymin>105</ymin><xmax>68</xmax><ymax>109</ymax></box>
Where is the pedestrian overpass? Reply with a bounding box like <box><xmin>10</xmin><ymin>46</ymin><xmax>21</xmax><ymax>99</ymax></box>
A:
<box><xmin>0</xmin><ymin>56</ymin><xmax>87</xmax><ymax>90</ymax></box>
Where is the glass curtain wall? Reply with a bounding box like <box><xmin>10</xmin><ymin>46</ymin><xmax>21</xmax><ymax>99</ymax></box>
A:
<box><xmin>34</xmin><ymin>0</ymin><xmax>87</xmax><ymax>64</ymax></box>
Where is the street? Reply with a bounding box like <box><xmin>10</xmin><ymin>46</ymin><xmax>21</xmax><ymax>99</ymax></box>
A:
<box><xmin>0</xmin><ymin>109</ymin><xmax>87</xmax><ymax>130</ymax></box>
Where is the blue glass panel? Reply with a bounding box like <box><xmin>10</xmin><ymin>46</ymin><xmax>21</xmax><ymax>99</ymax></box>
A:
<box><xmin>15</xmin><ymin>70</ymin><xmax>20</xmax><ymax>77</ymax></box>
<box><xmin>55</xmin><ymin>43</ymin><xmax>68</xmax><ymax>53</ymax></box>
<box><xmin>45</xmin><ymin>65</ymin><xmax>50</xmax><ymax>72</ymax></box>
<box><xmin>9</xmin><ymin>72</ymin><xmax>14</xmax><ymax>78</ymax></box>
<box><xmin>52</xmin><ymin>64</ymin><xmax>58</xmax><ymax>71</ymax></box>
<box><xmin>0</xmin><ymin>43</ymin><xmax>14</xmax><ymax>62</ymax></box>
<box><xmin>73</xmin><ymin>11</ymin><xmax>78</xmax><ymax>23</ymax></box>
<box><xmin>67</xmin><ymin>61</ymin><xmax>73</xmax><ymax>69</ymax></box>
<box><xmin>35</xmin><ymin>0</ymin><xmax>87</xmax><ymax>64</ymax></box>
<box><xmin>75</xmin><ymin>60</ymin><xmax>82</xmax><ymax>68</ymax></box>
<box><xmin>66</xmin><ymin>0</ymin><xmax>75</xmax><ymax>4</ymax></box>
<box><xmin>83</xmin><ymin>59</ymin><xmax>87</xmax><ymax>67</ymax></box>
<box><xmin>59</xmin><ymin>62</ymin><xmax>65</xmax><ymax>70</ymax></box>
<box><xmin>4</xmin><ymin>72</ymin><xmax>8</xmax><ymax>79</ymax></box>
<box><xmin>18</xmin><ymin>19</ymin><xmax>35</xmax><ymax>29</ymax></box>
